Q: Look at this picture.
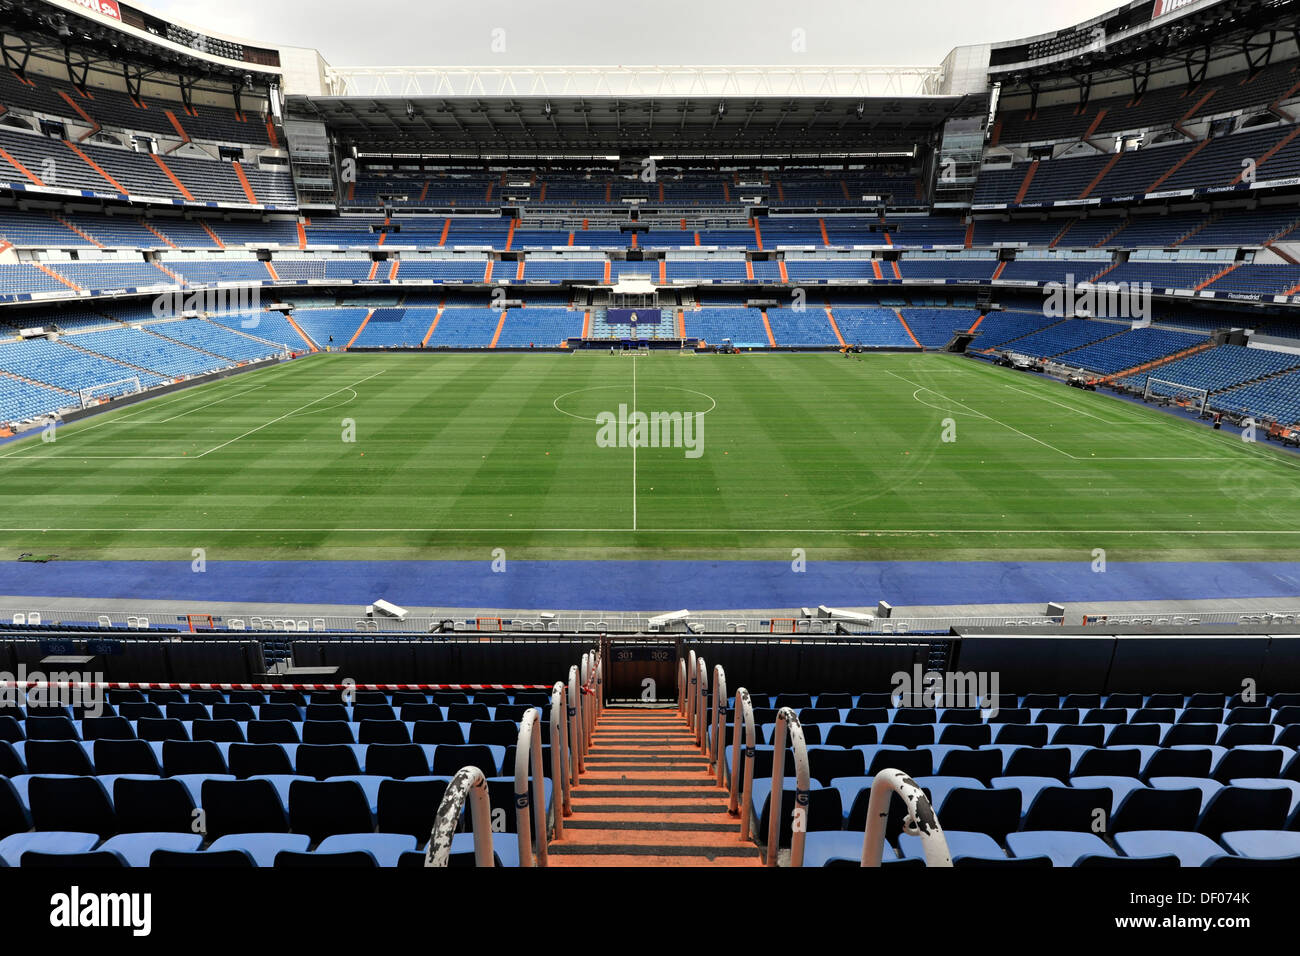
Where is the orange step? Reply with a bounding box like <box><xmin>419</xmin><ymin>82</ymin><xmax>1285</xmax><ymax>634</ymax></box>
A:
<box><xmin>150</xmin><ymin>154</ymin><xmax>195</xmax><ymax>201</ymax></box>
<box><xmin>231</xmin><ymin>161</ymin><xmax>259</xmax><ymax>204</ymax></box>
<box><xmin>895</xmin><ymin>308</ymin><xmax>923</xmax><ymax>348</ymax></box>
<box><xmin>285</xmin><ymin>313</ymin><xmax>317</xmax><ymax>352</ymax></box>
<box><xmin>62</xmin><ymin>140</ymin><xmax>125</xmax><ymax>193</ymax></box>
<box><xmin>824</xmin><ymin>304</ymin><xmax>847</xmax><ymax>347</ymax></box>
<box><xmin>1013</xmin><ymin>160</ymin><xmax>1040</xmax><ymax>204</ymax></box>
<box><xmin>344</xmin><ymin>309</ymin><xmax>374</xmax><ymax>349</ymax></box>
<box><xmin>1079</xmin><ymin>151</ymin><xmax>1122</xmax><ymax>199</ymax></box>
<box><xmin>421</xmin><ymin>301</ymin><xmax>446</xmax><ymax>346</ymax></box>
<box><xmin>489</xmin><ymin>310</ymin><xmax>508</xmax><ymax>348</ymax></box>
<box><xmin>547</xmin><ymin>707</ymin><xmax>762</xmax><ymax>868</ymax></box>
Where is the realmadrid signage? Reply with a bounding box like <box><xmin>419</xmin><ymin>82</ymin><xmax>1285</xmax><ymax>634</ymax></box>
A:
<box><xmin>70</xmin><ymin>0</ymin><xmax>122</xmax><ymax>20</ymax></box>
<box><xmin>605</xmin><ymin>308</ymin><xmax>663</xmax><ymax>325</ymax></box>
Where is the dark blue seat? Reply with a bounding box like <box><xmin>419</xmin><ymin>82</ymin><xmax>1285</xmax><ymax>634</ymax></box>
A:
<box><xmin>377</xmin><ymin>778</ymin><xmax>448</xmax><ymax>839</ymax></box>
<box><xmin>365</xmin><ymin>744</ymin><xmax>431</xmax><ymax>779</ymax></box>
<box><xmin>80</xmin><ymin>716</ymin><xmax>135</xmax><ymax>741</ymax></box>
<box><xmin>162</xmin><ymin>739</ymin><xmax>227</xmax><ymax>775</ymax></box>
<box><xmin>358</xmin><ymin>720</ymin><xmax>411</xmax><ymax>744</ymax></box>
<box><xmin>113</xmin><ymin>778</ymin><xmax>196</xmax><ymax>833</ymax></box>
<box><xmin>294</xmin><ymin>743</ymin><xmax>361</xmax><ymax>779</ymax></box>
<box><xmin>201</xmin><ymin>779</ymin><xmax>288</xmax><ymax>839</ymax></box>
<box><xmin>228</xmin><ymin>743</ymin><xmax>294</xmax><ymax>779</ymax></box>
<box><xmin>288</xmin><ymin>780</ymin><xmax>374</xmax><ymax>841</ymax></box>
<box><xmin>23</xmin><ymin>740</ymin><xmax>94</xmax><ymax>775</ymax></box>
<box><xmin>28</xmin><ymin>776</ymin><xmax>117</xmax><ymax>838</ymax></box>
<box><xmin>93</xmin><ymin>739</ymin><xmax>161</xmax><ymax>775</ymax></box>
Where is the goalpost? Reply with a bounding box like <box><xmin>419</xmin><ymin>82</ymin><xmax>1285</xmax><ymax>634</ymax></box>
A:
<box><xmin>78</xmin><ymin>377</ymin><xmax>142</xmax><ymax>410</ymax></box>
<box><xmin>1143</xmin><ymin>378</ymin><xmax>1209</xmax><ymax>416</ymax></box>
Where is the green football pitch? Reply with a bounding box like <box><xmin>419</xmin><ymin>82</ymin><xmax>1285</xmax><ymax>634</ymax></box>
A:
<box><xmin>1</xmin><ymin>349</ymin><xmax>1299</xmax><ymax>562</ymax></box>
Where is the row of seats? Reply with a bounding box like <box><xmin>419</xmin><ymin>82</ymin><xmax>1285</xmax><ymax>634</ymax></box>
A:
<box><xmin>0</xmin><ymin>773</ymin><xmax>537</xmax><ymax>867</ymax></box>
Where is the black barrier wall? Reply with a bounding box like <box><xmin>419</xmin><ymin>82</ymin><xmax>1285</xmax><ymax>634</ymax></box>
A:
<box><xmin>2</xmin><ymin>631</ymin><xmax>1298</xmax><ymax>695</ymax></box>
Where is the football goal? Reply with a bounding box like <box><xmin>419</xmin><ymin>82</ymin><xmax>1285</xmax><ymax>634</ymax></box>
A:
<box><xmin>78</xmin><ymin>377</ymin><xmax>142</xmax><ymax>410</ymax></box>
<box><xmin>1143</xmin><ymin>378</ymin><xmax>1209</xmax><ymax>416</ymax></box>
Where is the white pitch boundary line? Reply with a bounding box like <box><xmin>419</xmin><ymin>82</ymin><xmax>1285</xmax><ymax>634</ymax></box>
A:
<box><xmin>962</xmin><ymin>354</ymin><xmax>1300</xmax><ymax>467</ymax></box>
<box><xmin>0</xmin><ymin>355</ymin><xmax>333</xmax><ymax>456</ymax></box>
<box><xmin>137</xmin><ymin>383</ymin><xmax>269</xmax><ymax>424</ymax></box>
<box><xmin>193</xmin><ymin>370</ymin><xmax>386</xmax><ymax>458</ymax></box>
<box><xmin>888</xmin><ymin>367</ymin><xmax>1239</xmax><ymax>462</ymax></box>
<box><xmin>881</xmin><ymin>367</ymin><xmax>1077</xmax><ymax>459</ymax></box>
<box><xmin>0</xmin><ymin>370</ymin><xmax>384</xmax><ymax>462</ymax></box>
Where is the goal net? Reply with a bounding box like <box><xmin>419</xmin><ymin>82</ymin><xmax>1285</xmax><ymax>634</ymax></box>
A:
<box><xmin>79</xmin><ymin>377</ymin><xmax>142</xmax><ymax>409</ymax></box>
<box><xmin>1143</xmin><ymin>378</ymin><xmax>1209</xmax><ymax>415</ymax></box>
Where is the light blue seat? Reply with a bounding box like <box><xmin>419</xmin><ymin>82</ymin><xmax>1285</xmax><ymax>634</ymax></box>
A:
<box><xmin>1070</xmin><ymin>775</ymin><xmax>1147</xmax><ymax>815</ymax></box>
<box><xmin>801</xmin><ymin>830</ymin><xmax>867</xmax><ymax>867</ymax></box>
<box><xmin>1114</xmin><ymin>831</ymin><xmax>1227</xmax><ymax>867</ymax></box>
<box><xmin>1228</xmin><ymin>778</ymin><xmax>1300</xmax><ymax>818</ymax></box>
<box><xmin>316</xmin><ymin>833</ymin><xmax>417</xmax><ymax>867</ymax></box>
<box><xmin>991</xmin><ymin>776</ymin><xmax>1060</xmax><ymax>815</ymax></box>
<box><xmin>98</xmin><ymin>832</ymin><xmax>203</xmax><ymax>867</ymax></box>
<box><xmin>1006</xmin><ymin>831</ymin><xmax>1115</xmax><ymax>867</ymax></box>
<box><xmin>1149</xmin><ymin>776</ymin><xmax>1222</xmax><ymax>813</ymax></box>
<box><xmin>1219</xmin><ymin>830</ymin><xmax>1300</xmax><ymax>861</ymax></box>
<box><xmin>207</xmin><ymin>833</ymin><xmax>311</xmax><ymax>867</ymax></box>
<box><xmin>0</xmin><ymin>831</ymin><xmax>99</xmax><ymax>867</ymax></box>
<box><xmin>899</xmin><ymin>829</ymin><xmax>1000</xmax><ymax>862</ymax></box>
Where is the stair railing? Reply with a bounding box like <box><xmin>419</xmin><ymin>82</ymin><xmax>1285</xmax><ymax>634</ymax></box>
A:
<box><xmin>861</xmin><ymin>769</ymin><xmax>953</xmax><ymax>868</ymax></box>
<box><xmin>549</xmin><ymin>679</ymin><xmax>573</xmax><ymax>837</ymax></box>
<box><xmin>425</xmin><ymin>766</ymin><xmax>494</xmax><ymax>867</ymax></box>
<box><xmin>709</xmin><ymin>664</ymin><xmax>727</xmax><ymax>773</ymax></box>
<box><xmin>567</xmin><ymin>664</ymin><xmax>584</xmax><ymax>775</ymax></box>
<box><xmin>513</xmin><ymin>706</ymin><xmax>550</xmax><ymax>867</ymax></box>
<box><xmin>694</xmin><ymin>655</ymin><xmax>709</xmax><ymax>749</ymax></box>
<box><xmin>727</xmin><ymin>687</ymin><xmax>757</xmax><ymax>840</ymax></box>
<box><xmin>765</xmin><ymin>707</ymin><xmax>811</xmax><ymax>867</ymax></box>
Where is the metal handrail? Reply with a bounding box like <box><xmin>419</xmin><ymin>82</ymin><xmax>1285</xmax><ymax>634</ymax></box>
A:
<box><xmin>694</xmin><ymin>656</ymin><xmax>708</xmax><ymax>750</ymax></box>
<box><xmin>709</xmin><ymin>664</ymin><xmax>727</xmax><ymax>776</ymax></box>
<box><xmin>677</xmin><ymin>656</ymin><xmax>687</xmax><ymax>715</ymax></box>
<box><xmin>727</xmin><ymin>687</ymin><xmax>757</xmax><ymax>840</ymax></box>
<box><xmin>425</xmin><ymin>765</ymin><xmax>494</xmax><ymax>867</ymax></box>
<box><xmin>583</xmin><ymin>646</ymin><xmax>601</xmax><ymax>742</ymax></box>
<box><xmin>549</xmin><ymin>680</ymin><xmax>572</xmax><ymax>838</ymax></box>
<box><xmin>685</xmin><ymin>649</ymin><xmax>697</xmax><ymax>727</ymax></box>
<box><xmin>861</xmin><ymin>769</ymin><xmax>952</xmax><ymax>867</ymax></box>
<box><xmin>513</xmin><ymin>707</ymin><xmax>550</xmax><ymax>867</ymax></box>
<box><xmin>765</xmin><ymin>707</ymin><xmax>811</xmax><ymax>867</ymax></box>
<box><xmin>567</xmin><ymin>664</ymin><xmax>584</xmax><ymax>775</ymax></box>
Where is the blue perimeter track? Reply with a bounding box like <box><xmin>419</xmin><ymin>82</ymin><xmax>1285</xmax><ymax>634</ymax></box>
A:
<box><xmin>0</xmin><ymin>559</ymin><xmax>1298</xmax><ymax>611</ymax></box>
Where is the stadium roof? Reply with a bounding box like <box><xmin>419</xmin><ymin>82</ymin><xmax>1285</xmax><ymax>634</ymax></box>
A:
<box><xmin>300</xmin><ymin>91</ymin><xmax>987</xmax><ymax>156</ymax></box>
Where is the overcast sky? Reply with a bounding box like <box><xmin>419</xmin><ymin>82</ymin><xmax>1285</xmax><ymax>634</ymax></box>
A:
<box><xmin>143</xmin><ymin>0</ymin><xmax>1123</xmax><ymax>67</ymax></box>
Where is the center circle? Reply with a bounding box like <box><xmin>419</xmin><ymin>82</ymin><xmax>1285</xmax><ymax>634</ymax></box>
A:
<box><xmin>552</xmin><ymin>384</ymin><xmax>717</xmax><ymax>423</ymax></box>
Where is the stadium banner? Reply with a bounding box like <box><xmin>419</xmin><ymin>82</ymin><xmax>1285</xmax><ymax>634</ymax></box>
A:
<box><xmin>605</xmin><ymin>308</ymin><xmax>663</xmax><ymax>325</ymax></box>
<box><xmin>1145</xmin><ymin>189</ymin><xmax>1196</xmax><ymax>200</ymax></box>
<box><xmin>1153</xmin><ymin>0</ymin><xmax>1200</xmax><ymax>18</ymax></box>
<box><xmin>70</xmin><ymin>0</ymin><xmax>121</xmax><ymax>20</ymax></box>
<box><xmin>1253</xmin><ymin>177</ymin><xmax>1300</xmax><ymax>190</ymax></box>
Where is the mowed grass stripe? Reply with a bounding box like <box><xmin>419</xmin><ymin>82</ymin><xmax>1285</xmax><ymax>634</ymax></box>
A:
<box><xmin>1</xmin><ymin>350</ymin><xmax>1299</xmax><ymax>561</ymax></box>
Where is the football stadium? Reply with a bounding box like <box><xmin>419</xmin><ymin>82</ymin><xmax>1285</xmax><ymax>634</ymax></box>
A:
<box><xmin>1</xmin><ymin>0</ymin><xmax>1300</xmax><ymax>923</ymax></box>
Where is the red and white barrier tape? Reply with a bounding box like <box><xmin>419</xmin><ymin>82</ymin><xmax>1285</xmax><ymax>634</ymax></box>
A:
<box><xmin>0</xmin><ymin>681</ymin><xmax>552</xmax><ymax>692</ymax></box>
